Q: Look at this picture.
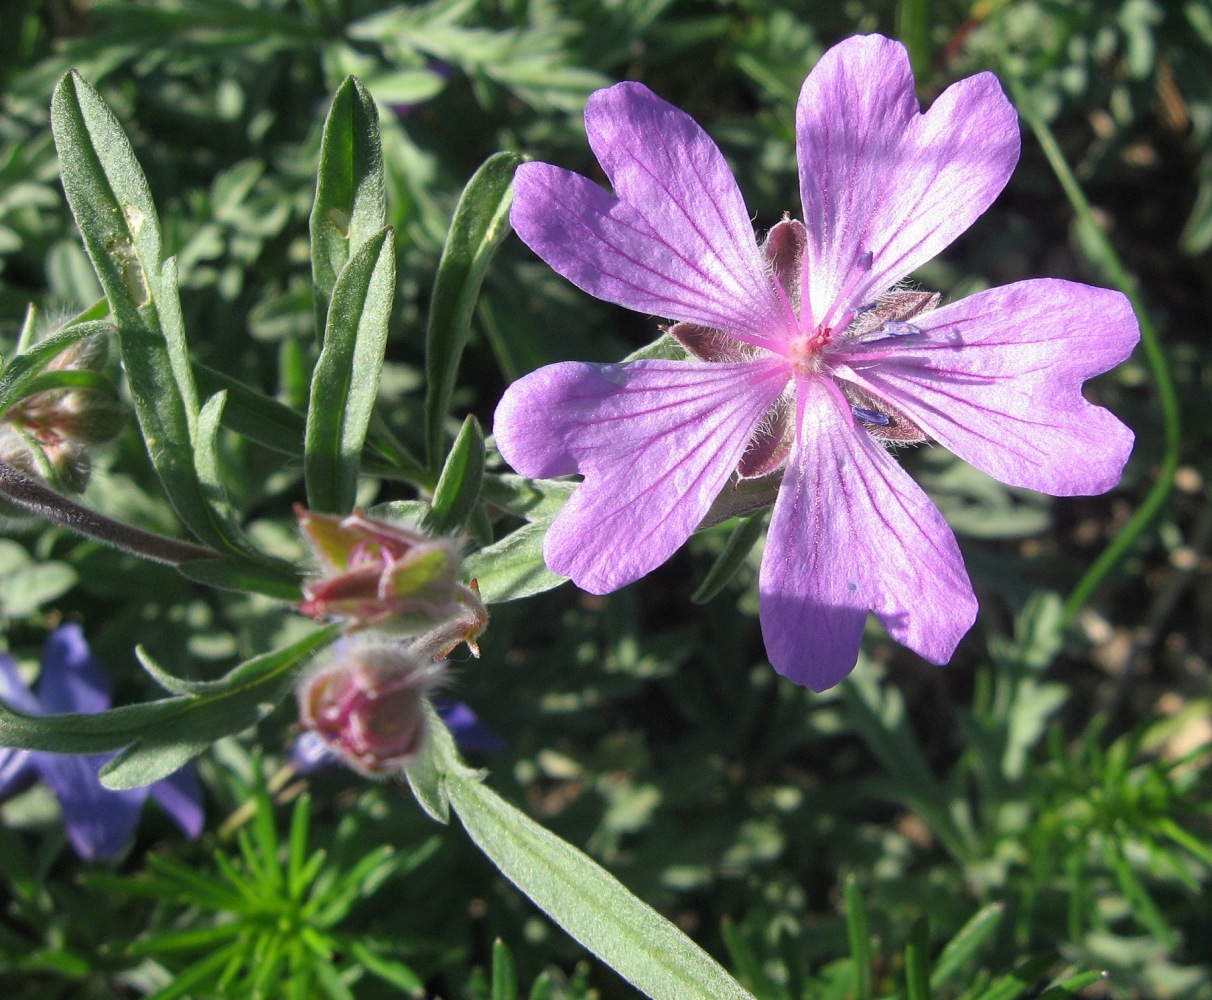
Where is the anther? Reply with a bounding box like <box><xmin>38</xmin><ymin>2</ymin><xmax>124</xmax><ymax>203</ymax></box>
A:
<box><xmin>852</xmin><ymin>321</ymin><xmax>923</xmax><ymax>346</ymax></box>
<box><xmin>851</xmin><ymin>406</ymin><xmax>891</xmax><ymax>426</ymax></box>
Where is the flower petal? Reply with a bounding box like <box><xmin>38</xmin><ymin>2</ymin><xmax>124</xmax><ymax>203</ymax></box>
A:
<box><xmin>759</xmin><ymin>379</ymin><xmax>976</xmax><ymax>691</ymax></box>
<box><xmin>150</xmin><ymin>766</ymin><xmax>205</xmax><ymax>839</ymax></box>
<box><xmin>796</xmin><ymin>35</ymin><xmax>1019</xmax><ymax>326</ymax></box>
<box><xmin>0</xmin><ymin>749</ymin><xmax>35</xmax><ymax>801</ymax></box>
<box><xmin>291</xmin><ymin>731</ymin><xmax>338</xmax><ymax>775</ymax></box>
<box><xmin>835</xmin><ymin>279</ymin><xmax>1139</xmax><ymax>495</ymax></box>
<box><xmin>494</xmin><ymin>358</ymin><xmax>790</xmax><ymax>593</ymax></box>
<box><xmin>0</xmin><ymin>654</ymin><xmax>38</xmax><ymax>799</ymax></box>
<box><xmin>34</xmin><ymin>751</ymin><xmax>146</xmax><ymax>861</ymax></box>
<box><xmin>511</xmin><ymin>82</ymin><xmax>793</xmax><ymax>347</ymax></box>
<box><xmin>435</xmin><ymin>697</ymin><xmax>506</xmax><ymax>752</ymax></box>
<box><xmin>0</xmin><ymin>651</ymin><xmax>38</xmax><ymax>712</ymax></box>
<box><xmin>35</xmin><ymin>623</ymin><xmax>110</xmax><ymax>715</ymax></box>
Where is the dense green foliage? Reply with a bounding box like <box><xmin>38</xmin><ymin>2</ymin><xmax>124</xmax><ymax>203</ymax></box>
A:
<box><xmin>0</xmin><ymin>1</ymin><xmax>1210</xmax><ymax>997</ymax></box>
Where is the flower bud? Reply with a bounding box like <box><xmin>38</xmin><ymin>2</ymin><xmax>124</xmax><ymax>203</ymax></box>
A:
<box><xmin>297</xmin><ymin>507</ymin><xmax>465</xmax><ymax>633</ymax></box>
<box><xmin>0</xmin><ymin>427</ymin><xmax>91</xmax><ymax>494</ymax></box>
<box><xmin>298</xmin><ymin>641</ymin><xmax>441</xmax><ymax>775</ymax></box>
<box><xmin>0</xmin><ymin>332</ymin><xmax>124</xmax><ymax>492</ymax></box>
<box><xmin>46</xmin><ymin>332</ymin><xmax>109</xmax><ymax>373</ymax></box>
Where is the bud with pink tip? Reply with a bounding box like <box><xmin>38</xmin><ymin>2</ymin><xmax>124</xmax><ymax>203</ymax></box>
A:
<box><xmin>296</xmin><ymin>507</ymin><xmax>469</xmax><ymax>633</ymax></box>
<box><xmin>298</xmin><ymin>640</ymin><xmax>442</xmax><ymax>775</ymax></box>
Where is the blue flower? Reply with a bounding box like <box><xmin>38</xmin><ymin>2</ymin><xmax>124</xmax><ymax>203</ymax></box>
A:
<box><xmin>0</xmin><ymin>623</ymin><xmax>204</xmax><ymax>861</ymax></box>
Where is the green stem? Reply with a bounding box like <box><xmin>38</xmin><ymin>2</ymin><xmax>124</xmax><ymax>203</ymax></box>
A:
<box><xmin>1005</xmin><ymin>74</ymin><xmax>1181</xmax><ymax>623</ymax></box>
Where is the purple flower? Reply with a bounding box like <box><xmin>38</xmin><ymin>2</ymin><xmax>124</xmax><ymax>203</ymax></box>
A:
<box><xmin>0</xmin><ymin>624</ymin><xmax>203</xmax><ymax>861</ymax></box>
<box><xmin>493</xmin><ymin>35</ymin><xmax>1138</xmax><ymax>691</ymax></box>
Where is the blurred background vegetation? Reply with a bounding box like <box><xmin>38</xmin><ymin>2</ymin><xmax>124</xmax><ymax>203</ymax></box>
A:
<box><xmin>0</xmin><ymin>0</ymin><xmax>1210</xmax><ymax>997</ymax></box>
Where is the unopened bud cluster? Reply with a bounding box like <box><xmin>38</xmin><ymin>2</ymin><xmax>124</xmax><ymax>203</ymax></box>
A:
<box><xmin>295</xmin><ymin>507</ymin><xmax>489</xmax><ymax>774</ymax></box>
<box><xmin>0</xmin><ymin>331</ymin><xmax>123</xmax><ymax>493</ymax></box>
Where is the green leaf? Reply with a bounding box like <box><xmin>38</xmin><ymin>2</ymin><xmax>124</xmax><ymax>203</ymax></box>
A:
<box><xmin>177</xmin><ymin>556</ymin><xmax>302</xmax><ymax>600</ymax></box>
<box><xmin>0</xmin><ymin>320</ymin><xmax>112</xmax><ymax>415</ymax></box>
<box><xmin>50</xmin><ymin>72</ymin><xmax>164</xmax><ymax>333</ymax></box>
<box><xmin>194</xmin><ymin>362</ymin><xmax>306</xmax><ymax>457</ymax></box>
<box><xmin>479</xmin><ymin>474</ymin><xmax>575</xmax><ymax>522</ymax></box>
<box><xmin>844</xmin><ymin>877</ymin><xmax>873</xmax><ymax>1000</ymax></box>
<box><xmin>0</xmin><ymin>625</ymin><xmax>340</xmax><ymax>783</ymax></box>
<box><xmin>424</xmin><ymin>152</ymin><xmax>520</xmax><ymax>471</ymax></box>
<box><xmin>193</xmin><ymin>361</ymin><xmax>417</xmax><ymax>481</ymax></box>
<box><xmin>1036</xmin><ymin>971</ymin><xmax>1107</xmax><ymax>998</ymax></box>
<box><xmin>310</xmin><ymin>76</ymin><xmax>386</xmax><ymax>338</ymax></box>
<box><xmin>426</xmin><ymin>415</ymin><xmax>485</xmax><ymax>534</ymax></box>
<box><xmin>348</xmin><ymin>941</ymin><xmax>424</xmax><ymax>994</ymax></box>
<box><xmin>305</xmin><ymin>226</ymin><xmax>396</xmax><ymax>514</ymax></box>
<box><xmin>194</xmin><ymin>392</ymin><xmax>246</xmax><ymax>541</ymax></box>
<box><xmin>403</xmin><ymin>700</ymin><xmax>459</xmax><ymax>823</ymax></box>
<box><xmin>492</xmin><ymin>939</ymin><xmax>518</xmax><ymax>1000</ymax></box>
<box><xmin>896</xmin><ymin>0</ymin><xmax>933</xmax><ymax>81</ymax></box>
<box><xmin>463</xmin><ymin>520</ymin><xmax>567</xmax><ymax>603</ymax></box>
<box><xmin>691</xmin><ymin>514</ymin><xmax>765</xmax><ymax>604</ymax></box>
<box><xmin>904</xmin><ymin>916</ymin><xmax>932</xmax><ymax>1000</ymax></box>
<box><xmin>49</xmin><ymin>72</ymin><xmax>240</xmax><ymax>554</ymax></box>
<box><xmin>930</xmin><ymin>904</ymin><xmax>1003</xmax><ymax>990</ymax></box>
<box><xmin>446</xmin><ymin>769</ymin><xmax>755</xmax><ymax>1000</ymax></box>
<box><xmin>0</xmin><ymin>555</ymin><xmax>77</xmax><ymax>618</ymax></box>
<box><xmin>287</xmin><ymin>795</ymin><xmax>314</xmax><ymax>900</ymax></box>
<box><xmin>968</xmin><ymin>956</ymin><xmax>1053</xmax><ymax>1000</ymax></box>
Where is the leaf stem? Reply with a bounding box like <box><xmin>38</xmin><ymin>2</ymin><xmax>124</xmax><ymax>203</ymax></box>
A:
<box><xmin>1004</xmin><ymin>74</ymin><xmax>1182</xmax><ymax>622</ymax></box>
<box><xmin>0</xmin><ymin>460</ymin><xmax>217</xmax><ymax>566</ymax></box>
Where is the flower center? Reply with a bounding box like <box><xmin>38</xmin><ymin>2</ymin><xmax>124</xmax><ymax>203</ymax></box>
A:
<box><xmin>787</xmin><ymin>325</ymin><xmax>836</xmax><ymax>377</ymax></box>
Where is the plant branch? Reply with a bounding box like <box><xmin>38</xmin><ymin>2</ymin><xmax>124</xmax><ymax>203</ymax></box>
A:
<box><xmin>0</xmin><ymin>460</ymin><xmax>218</xmax><ymax>566</ymax></box>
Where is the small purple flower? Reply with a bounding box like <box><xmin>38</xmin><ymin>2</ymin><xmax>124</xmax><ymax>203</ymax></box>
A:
<box><xmin>493</xmin><ymin>35</ymin><xmax>1139</xmax><ymax>690</ymax></box>
<box><xmin>0</xmin><ymin>624</ymin><xmax>203</xmax><ymax>861</ymax></box>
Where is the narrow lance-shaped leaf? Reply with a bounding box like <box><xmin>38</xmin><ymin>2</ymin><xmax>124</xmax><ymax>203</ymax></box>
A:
<box><xmin>930</xmin><ymin>904</ymin><xmax>1004</xmax><ymax>991</ymax></box>
<box><xmin>445</xmin><ymin>770</ymin><xmax>755</xmax><ymax>1000</ymax></box>
<box><xmin>193</xmin><ymin>361</ymin><xmax>418</xmax><ymax>480</ymax></box>
<box><xmin>845</xmin><ymin>876</ymin><xmax>874</xmax><ymax>1000</ymax></box>
<box><xmin>310</xmin><ymin>76</ymin><xmax>387</xmax><ymax>340</ymax></box>
<box><xmin>49</xmin><ymin>72</ymin><xmax>239</xmax><ymax>554</ymax></box>
<box><xmin>463</xmin><ymin>520</ymin><xmax>567</xmax><ymax>604</ymax></box>
<box><xmin>426</xmin><ymin>414</ymin><xmax>485</xmax><ymax>534</ymax></box>
<box><xmin>0</xmin><ymin>320</ymin><xmax>113</xmax><ymax>415</ymax></box>
<box><xmin>0</xmin><ymin>625</ymin><xmax>341</xmax><ymax>783</ymax></box>
<box><xmin>491</xmin><ymin>939</ymin><xmax>518</xmax><ymax>1000</ymax></box>
<box><xmin>408</xmin><ymin>707</ymin><xmax>755</xmax><ymax>1000</ymax></box>
<box><xmin>904</xmin><ymin>916</ymin><xmax>932</xmax><ymax>1000</ymax></box>
<box><xmin>305</xmin><ymin>226</ymin><xmax>395</xmax><ymax>514</ymax></box>
<box><xmin>691</xmin><ymin>513</ymin><xmax>766</xmax><ymax>605</ymax></box>
<box><xmin>424</xmin><ymin>152</ymin><xmax>521</xmax><ymax>472</ymax></box>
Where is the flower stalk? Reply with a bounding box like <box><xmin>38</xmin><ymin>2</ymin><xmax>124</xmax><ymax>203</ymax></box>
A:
<box><xmin>0</xmin><ymin>459</ymin><xmax>217</xmax><ymax>566</ymax></box>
